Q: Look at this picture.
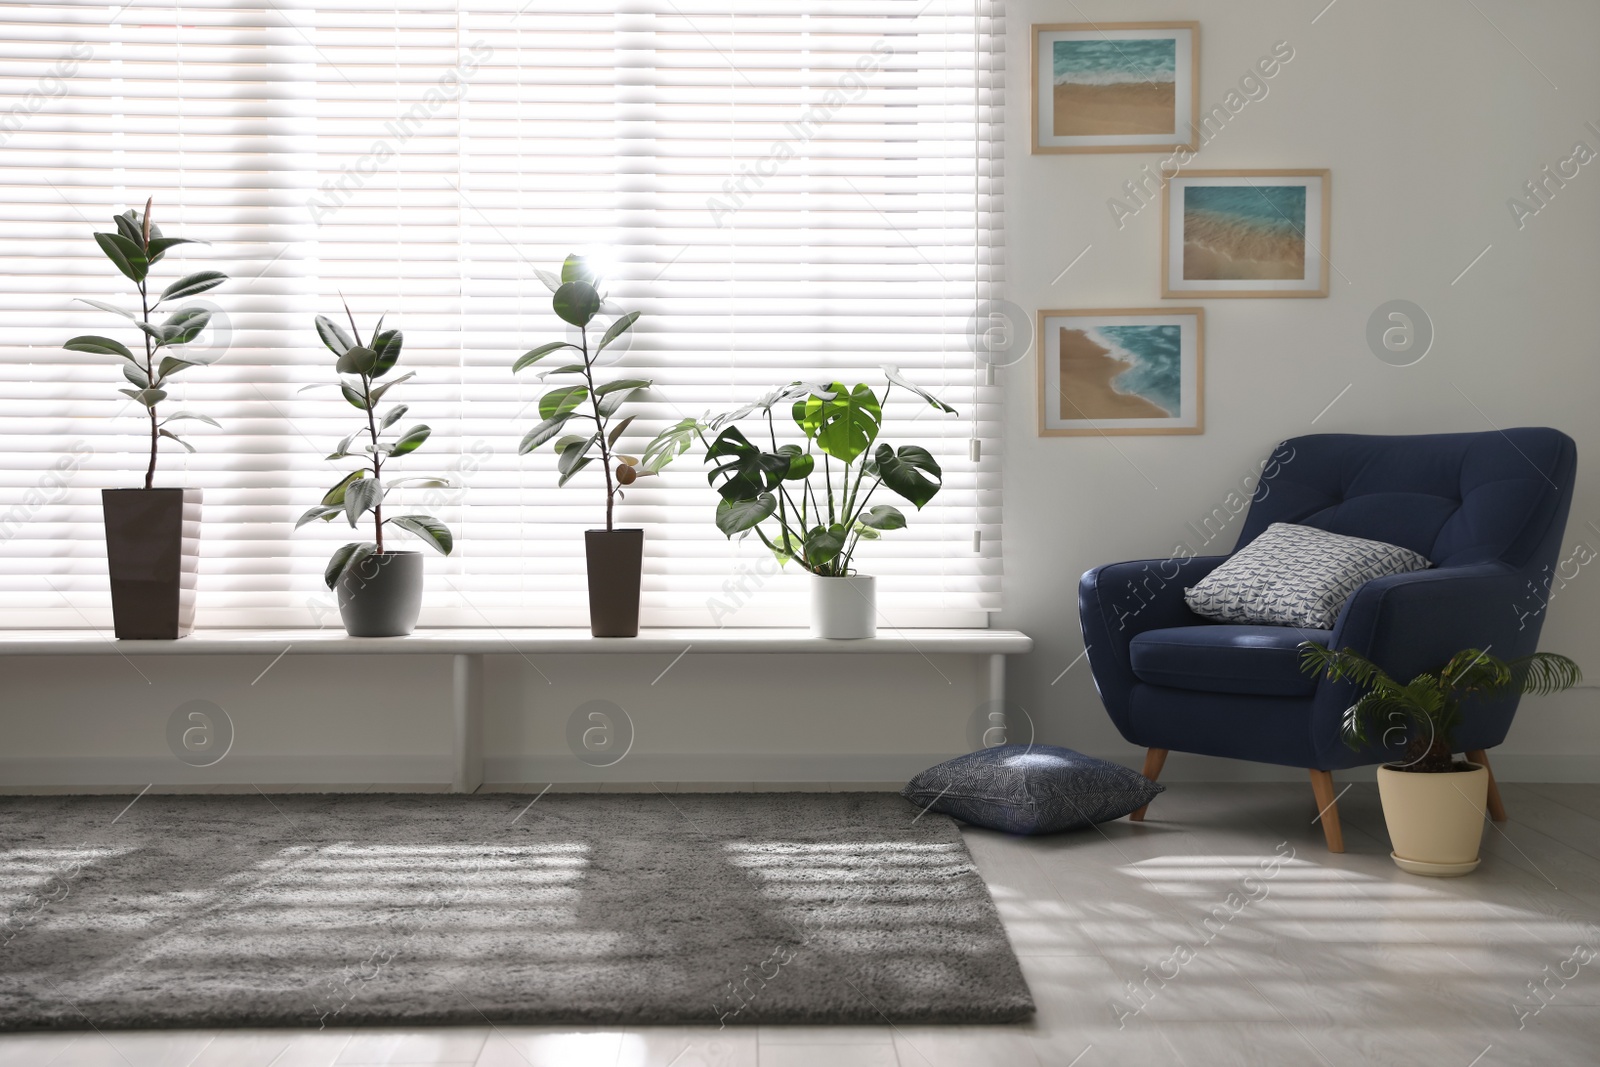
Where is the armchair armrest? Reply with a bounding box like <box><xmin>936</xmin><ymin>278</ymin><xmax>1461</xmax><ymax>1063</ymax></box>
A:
<box><xmin>1079</xmin><ymin>555</ymin><xmax>1227</xmax><ymax>742</ymax></box>
<box><xmin>1310</xmin><ymin>562</ymin><xmax>1534</xmax><ymax>766</ymax></box>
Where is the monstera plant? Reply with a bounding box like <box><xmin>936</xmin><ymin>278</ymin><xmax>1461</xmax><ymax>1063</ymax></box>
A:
<box><xmin>296</xmin><ymin>302</ymin><xmax>453</xmax><ymax>637</ymax></box>
<box><xmin>647</xmin><ymin>369</ymin><xmax>957</xmax><ymax>638</ymax></box>
<box><xmin>511</xmin><ymin>255</ymin><xmax>662</xmax><ymax>636</ymax></box>
<box><xmin>64</xmin><ymin>197</ymin><xmax>228</xmax><ymax>639</ymax></box>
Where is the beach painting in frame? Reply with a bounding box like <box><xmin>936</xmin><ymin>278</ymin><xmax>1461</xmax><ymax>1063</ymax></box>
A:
<box><xmin>1037</xmin><ymin>309</ymin><xmax>1204</xmax><ymax>436</ymax></box>
<box><xmin>1032</xmin><ymin>22</ymin><xmax>1198</xmax><ymax>154</ymax></box>
<box><xmin>1164</xmin><ymin>170</ymin><xmax>1331</xmax><ymax>298</ymax></box>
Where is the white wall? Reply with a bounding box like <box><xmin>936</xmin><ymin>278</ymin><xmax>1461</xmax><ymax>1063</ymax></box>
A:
<box><xmin>2</xmin><ymin>0</ymin><xmax>1597</xmax><ymax>787</ymax></box>
<box><xmin>997</xmin><ymin>0</ymin><xmax>1600</xmax><ymax>780</ymax></box>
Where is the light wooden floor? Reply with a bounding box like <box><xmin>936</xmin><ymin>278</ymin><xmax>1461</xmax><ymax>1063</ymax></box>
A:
<box><xmin>2</xmin><ymin>782</ymin><xmax>1598</xmax><ymax>1067</ymax></box>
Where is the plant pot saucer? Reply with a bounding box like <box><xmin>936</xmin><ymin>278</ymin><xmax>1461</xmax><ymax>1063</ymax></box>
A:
<box><xmin>1391</xmin><ymin>852</ymin><xmax>1481</xmax><ymax>877</ymax></box>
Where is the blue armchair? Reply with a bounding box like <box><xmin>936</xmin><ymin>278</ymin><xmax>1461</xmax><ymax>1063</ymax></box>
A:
<box><xmin>1078</xmin><ymin>428</ymin><xmax>1577</xmax><ymax>851</ymax></box>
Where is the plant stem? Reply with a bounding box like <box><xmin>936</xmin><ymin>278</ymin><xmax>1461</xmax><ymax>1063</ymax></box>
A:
<box><xmin>139</xmin><ymin>277</ymin><xmax>156</xmax><ymax>490</ymax></box>
<box><xmin>364</xmin><ymin>372</ymin><xmax>384</xmax><ymax>553</ymax></box>
<box><xmin>578</xmin><ymin>324</ymin><xmax>616</xmax><ymax>531</ymax></box>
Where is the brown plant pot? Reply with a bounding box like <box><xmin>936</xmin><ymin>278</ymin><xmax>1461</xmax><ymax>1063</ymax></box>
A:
<box><xmin>584</xmin><ymin>528</ymin><xmax>643</xmax><ymax>638</ymax></box>
<box><xmin>101</xmin><ymin>488</ymin><xmax>201</xmax><ymax>640</ymax></box>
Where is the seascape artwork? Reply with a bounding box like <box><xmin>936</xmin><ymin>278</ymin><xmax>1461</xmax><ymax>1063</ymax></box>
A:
<box><xmin>1051</xmin><ymin>38</ymin><xmax>1178</xmax><ymax>137</ymax></box>
<box><xmin>1057</xmin><ymin>325</ymin><xmax>1182</xmax><ymax>421</ymax></box>
<box><xmin>1039</xmin><ymin>310</ymin><xmax>1202</xmax><ymax>436</ymax></box>
<box><xmin>1182</xmin><ymin>184</ymin><xmax>1307</xmax><ymax>281</ymax></box>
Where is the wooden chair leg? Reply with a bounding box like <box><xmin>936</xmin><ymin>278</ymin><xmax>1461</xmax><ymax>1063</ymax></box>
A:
<box><xmin>1309</xmin><ymin>769</ymin><xmax>1345</xmax><ymax>853</ymax></box>
<box><xmin>1129</xmin><ymin>747</ymin><xmax>1168</xmax><ymax>822</ymax></box>
<box><xmin>1466</xmin><ymin>749</ymin><xmax>1508</xmax><ymax>822</ymax></box>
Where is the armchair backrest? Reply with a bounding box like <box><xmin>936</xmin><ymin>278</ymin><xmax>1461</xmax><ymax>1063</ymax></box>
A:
<box><xmin>1238</xmin><ymin>429</ymin><xmax>1577</xmax><ymax>570</ymax></box>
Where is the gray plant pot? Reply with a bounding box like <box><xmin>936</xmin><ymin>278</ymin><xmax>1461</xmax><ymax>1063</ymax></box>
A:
<box><xmin>336</xmin><ymin>551</ymin><xmax>424</xmax><ymax>637</ymax></box>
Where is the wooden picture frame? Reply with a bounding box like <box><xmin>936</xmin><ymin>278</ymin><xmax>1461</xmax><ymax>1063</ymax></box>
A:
<box><xmin>1031</xmin><ymin>22</ymin><xmax>1199</xmax><ymax>155</ymax></box>
<box><xmin>1162</xmin><ymin>169</ymin><xmax>1332</xmax><ymax>298</ymax></box>
<box><xmin>1037</xmin><ymin>308</ymin><xmax>1205</xmax><ymax>436</ymax></box>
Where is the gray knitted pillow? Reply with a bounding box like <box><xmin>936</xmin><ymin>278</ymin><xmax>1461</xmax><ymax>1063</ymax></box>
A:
<box><xmin>902</xmin><ymin>744</ymin><xmax>1163</xmax><ymax>835</ymax></box>
<box><xmin>1185</xmin><ymin>522</ymin><xmax>1432</xmax><ymax>629</ymax></box>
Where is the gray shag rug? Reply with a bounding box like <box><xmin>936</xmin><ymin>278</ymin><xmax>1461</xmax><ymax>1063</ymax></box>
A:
<box><xmin>0</xmin><ymin>792</ymin><xmax>1033</xmax><ymax>1030</ymax></box>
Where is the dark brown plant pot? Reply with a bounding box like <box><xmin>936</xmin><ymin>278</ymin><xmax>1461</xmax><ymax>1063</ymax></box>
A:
<box><xmin>101</xmin><ymin>488</ymin><xmax>201</xmax><ymax>640</ymax></box>
<box><xmin>336</xmin><ymin>551</ymin><xmax>424</xmax><ymax>637</ymax></box>
<box><xmin>584</xmin><ymin>528</ymin><xmax>643</xmax><ymax>638</ymax></box>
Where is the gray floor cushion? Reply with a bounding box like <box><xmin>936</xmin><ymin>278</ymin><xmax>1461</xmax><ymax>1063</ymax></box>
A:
<box><xmin>903</xmin><ymin>744</ymin><xmax>1163</xmax><ymax>834</ymax></box>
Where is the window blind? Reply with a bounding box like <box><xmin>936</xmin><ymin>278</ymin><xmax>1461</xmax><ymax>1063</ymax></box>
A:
<box><xmin>0</xmin><ymin>0</ymin><xmax>1004</xmax><ymax>629</ymax></box>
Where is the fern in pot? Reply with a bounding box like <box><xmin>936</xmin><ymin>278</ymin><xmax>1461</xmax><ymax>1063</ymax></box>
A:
<box><xmin>296</xmin><ymin>303</ymin><xmax>453</xmax><ymax>637</ymax></box>
<box><xmin>1300</xmin><ymin>644</ymin><xmax>1580</xmax><ymax>876</ymax></box>
<box><xmin>64</xmin><ymin>198</ymin><xmax>228</xmax><ymax>639</ymax></box>
<box><xmin>647</xmin><ymin>370</ymin><xmax>957</xmax><ymax>638</ymax></box>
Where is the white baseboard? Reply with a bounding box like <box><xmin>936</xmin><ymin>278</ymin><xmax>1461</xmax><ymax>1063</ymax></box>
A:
<box><xmin>1</xmin><ymin>751</ymin><xmax>1595</xmax><ymax>788</ymax></box>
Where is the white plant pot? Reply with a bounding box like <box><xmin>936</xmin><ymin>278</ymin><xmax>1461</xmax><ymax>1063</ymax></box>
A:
<box><xmin>810</xmin><ymin>574</ymin><xmax>876</xmax><ymax>639</ymax></box>
<box><xmin>1377</xmin><ymin>762</ymin><xmax>1489</xmax><ymax>877</ymax></box>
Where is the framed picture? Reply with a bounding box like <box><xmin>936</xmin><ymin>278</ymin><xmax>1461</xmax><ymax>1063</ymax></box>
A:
<box><xmin>1162</xmin><ymin>169</ymin><xmax>1331</xmax><ymax>298</ymax></box>
<box><xmin>1037</xmin><ymin>308</ymin><xmax>1204</xmax><ymax>436</ymax></box>
<box><xmin>1032</xmin><ymin>22</ymin><xmax>1199</xmax><ymax>154</ymax></box>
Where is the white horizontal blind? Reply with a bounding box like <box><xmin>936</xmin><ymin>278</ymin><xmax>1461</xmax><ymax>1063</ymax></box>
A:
<box><xmin>0</xmin><ymin>0</ymin><xmax>1003</xmax><ymax>629</ymax></box>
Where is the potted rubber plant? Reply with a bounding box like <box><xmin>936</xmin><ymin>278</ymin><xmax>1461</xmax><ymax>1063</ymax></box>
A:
<box><xmin>296</xmin><ymin>303</ymin><xmax>453</xmax><ymax>637</ymax></box>
<box><xmin>511</xmin><ymin>255</ymin><xmax>661</xmax><ymax>637</ymax></box>
<box><xmin>64</xmin><ymin>198</ymin><xmax>228</xmax><ymax>639</ymax></box>
<box><xmin>647</xmin><ymin>370</ymin><xmax>957</xmax><ymax>638</ymax></box>
<box><xmin>1300</xmin><ymin>644</ymin><xmax>1580</xmax><ymax>876</ymax></box>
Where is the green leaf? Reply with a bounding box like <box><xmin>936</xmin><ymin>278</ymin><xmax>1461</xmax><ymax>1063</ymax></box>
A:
<box><xmin>794</xmin><ymin>382</ymin><xmax>882</xmax><ymax>464</ymax></box>
<box><xmin>533</xmin><ymin>268</ymin><xmax>562</xmax><ymax>293</ymax></box>
<box><xmin>340</xmin><ymin>382</ymin><xmax>369</xmax><ymax>410</ymax></box>
<box><xmin>367</xmin><ymin>371</ymin><xmax>414</xmax><ymax>406</ymax></box>
<box><xmin>295</xmin><ymin>504</ymin><xmax>343</xmax><ymax>529</ymax></box>
<box><xmin>344</xmin><ymin>477</ymin><xmax>382</xmax><ymax>527</ymax></box>
<box><xmin>386</xmin><ymin>515</ymin><xmax>453</xmax><ymax>555</ymax></box>
<box><xmin>64</xmin><ymin>335</ymin><xmax>136</xmax><ymax>360</ymax></box>
<box><xmin>519</xmin><ymin>413</ymin><xmax>573</xmax><ymax>453</ymax></box>
<box><xmin>552</xmin><ymin>281</ymin><xmax>601</xmax><ymax>328</ymax></box>
<box><xmin>320</xmin><ymin>469</ymin><xmax>365</xmax><ymax>506</ymax></box>
<box><xmin>803</xmin><ymin>524</ymin><xmax>848</xmax><ymax>566</ymax></box>
<box><xmin>539</xmin><ymin>385</ymin><xmax>589</xmax><ymax>420</ymax></box>
<box><xmin>595</xmin><ymin>377</ymin><xmax>651</xmax><ymax>396</ymax></box>
<box><xmin>606</xmin><ymin>414</ymin><xmax>637</xmax><ymax>448</ymax></box>
<box><xmin>76</xmin><ymin>298</ymin><xmax>137</xmax><ymax>321</ymax></box>
<box><xmin>315</xmin><ymin>314</ymin><xmax>354</xmax><ymax>357</ymax></box>
<box><xmin>595</xmin><ymin>387</ymin><xmax>642</xmax><ymax>419</ymax></box>
<box><xmin>776</xmin><ymin>443</ymin><xmax>814</xmax><ymax>481</ymax></box>
<box><xmin>641</xmin><ymin>416</ymin><xmax>702</xmax><ymax>473</ymax></box>
<box><xmin>560</xmin><ymin>254</ymin><xmax>598</xmax><ymax>286</ymax></box>
<box><xmin>145</xmin><ymin>236</ymin><xmax>200</xmax><ymax>262</ymax></box>
<box><xmin>324</xmin><ymin>541</ymin><xmax>377</xmax><ymax>589</ymax></box>
<box><xmin>159</xmin><ymin>411</ymin><xmax>220</xmax><ymax>428</ymax></box>
<box><xmin>159</xmin><ymin>270</ymin><xmax>227</xmax><ymax>304</ymax></box>
<box><xmin>387</xmin><ymin>425</ymin><xmax>431</xmax><ymax>456</ymax></box>
<box><xmin>881</xmin><ymin>365</ymin><xmax>957</xmax><ymax>414</ymax></box>
<box><xmin>122</xmin><ymin>362</ymin><xmax>151</xmax><ymax>388</ymax></box>
<box><xmin>558</xmin><ymin>434</ymin><xmax>598</xmax><ymax>478</ymax></box>
<box><xmin>858</xmin><ymin>504</ymin><xmax>907</xmax><ymax>530</ymax></box>
<box><xmin>114</xmin><ymin>211</ymin><xmax>144</xmax><ymax>247</ymax></box>
<box><xmin>337</xmin><ymin>344</ymin><xmax>379</xmax><ymax>376</ymax></box>
<box><xmin>873</xmin><ymin>444</ymin><xmax>943</xmax><ymax>509</ymax></box>
<box><xmin>553</xmin><ymin>434</ymin><xmax>589</xmax><ymax>453</ymax></box>
<box><xmin>557</xmin><ymin>456</ymin><xmax>593</xmax><ymax>487</ymax></box>
<box><xmin>715</xmin><ymin>493</ymin><xmax>777</xmax><ymax>536</ymax></box>
<box><xmin>370</xmin><ymin>328</ymin><xmax>403</xmax><ymax>377</ymax></box>
<box><xmin>95</xmin><ymin>231</ymin><xmax>148</xmax><ymax>283</ymax></box>
<box><xmin>537</xmin><ymin>363</ymin><xmax>588</xmax><ymax>379</ymax></box>
<box><xmin>596</xmin><ymin>311</ymin><xmax>640</xmax><ymax>354</ymax></box>
<box><xmin>161</xmin><ymin>306</ymin><xmax>213</xmax><ymax>347</ymax></box>
<box><xmin>157</xmin><ymin>428</ymin><xmax>195</xmax><ymax>453</ymax></box>
<box><xmin>385</xmin><ymin>476</ymin><xmax>452</xmax><ymax>491</ymax></box>
<box><xmin>118</xmin><ymin>387</ymin><xmax>167</xmax><ymax>408</ymax></box>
